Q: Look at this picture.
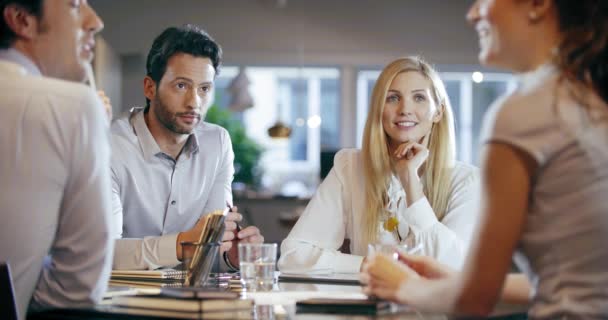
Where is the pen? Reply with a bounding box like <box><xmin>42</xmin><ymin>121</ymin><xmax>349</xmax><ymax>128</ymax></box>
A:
<box><xmin>226</xmin><ymin>200</ymin><xmax>246</xmax><ymax>233</ymax></box>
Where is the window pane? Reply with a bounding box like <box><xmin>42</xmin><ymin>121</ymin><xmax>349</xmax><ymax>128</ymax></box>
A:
<box><xmin>279</xmin><ymin>78</ymin><xmax>308</xmax><ymax>161</ymax></box>
<box><xmin>471</xmin><ymin>81</ymin><xmax>508</xmax><ymax>163</ymax></box>
<box><xmin>320</xmin><ymin>78</ymin><xmax>340</xmax><ymax>150</ymax></box>
<box><xmin>445</xmin><ymin>81</ymin><xmax>461</xmax><ymax>130</ymax></box>
<box><xmin>213</xmin><ymin>67</ymin><xmax>340</xmax><ymax>196</ymax></box>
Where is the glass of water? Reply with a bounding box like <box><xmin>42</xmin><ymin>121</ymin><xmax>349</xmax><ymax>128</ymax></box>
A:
<box><xmin>238</xmin><ymin>243</ymin><xmax>277</xmax><ymax>291</ymax></box>
<box><xmin>368</xmin><ymin>243</ymin><xmax>423</xmax><ymax>261</ymax></box>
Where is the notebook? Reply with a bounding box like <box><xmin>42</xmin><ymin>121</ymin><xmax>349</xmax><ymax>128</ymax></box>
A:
<box><xmin>109</xmin><ymin>279</ymin><xmax>184</xmax><ymax>289</ymax></box>
<box><xmin>296</xmin><ymin>298</ymin><xmax>391</xmax><ymax>315</ymax></box>
<box><xmin>106</xmin><ymin>306</ymin><xmax>253</xmax><ymax>319</ymax></box>
<box><xmin>111</xmin><ymin>268</ymin><xmax>186</xmax><ymax>280</ymax></box>
<box><xmin>112</xmin><ymin>295</ymin><xmax>253</xmax><ymax>313</ymax></box>
<box><xmin>160</xmin><ymin>287</ymin><xmax>240</xmax><ymax>300</ymax></box>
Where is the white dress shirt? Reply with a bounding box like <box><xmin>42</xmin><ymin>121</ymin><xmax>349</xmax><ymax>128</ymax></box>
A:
<box><xmin>481</xmin><ymin>64</ymin><xmax>608</xmax><ymax>319</ymax></box>
<box><xmin>110</xmin><ymin>108</ymin><xmax>234</xmax><ymax>270</ymax></box>
<box><xmin>0</xmin><ymin>49</ymin><xmax>114</xmax><ymax>319</ymax></box>
<box><xmin>278</xmin><ymin>149</ymin><xmax>479</xmax><ymax>273</ymax></box>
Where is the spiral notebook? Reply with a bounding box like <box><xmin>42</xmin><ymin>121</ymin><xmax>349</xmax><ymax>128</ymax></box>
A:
<box><xmin>111</xmin><ymin>268</ymin><xmax>187</xmax><ymax>280</ymax></box>
<box><xmin>109</xmin><ymin>279</ymin><xmax>184</xmax><ymax>289</ymax></box>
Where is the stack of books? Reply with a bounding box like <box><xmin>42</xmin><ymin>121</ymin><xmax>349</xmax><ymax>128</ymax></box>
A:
<box><xmin>110</xmin><ymin>288</ymin><xmax>254</xmax><ymax>319</ymax></box>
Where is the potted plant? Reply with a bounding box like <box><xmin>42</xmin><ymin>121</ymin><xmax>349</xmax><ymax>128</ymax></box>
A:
<box><xmin>205</xmin><ymin>106</ymin><xmax>263</xmax><ymax>189</ymax></box>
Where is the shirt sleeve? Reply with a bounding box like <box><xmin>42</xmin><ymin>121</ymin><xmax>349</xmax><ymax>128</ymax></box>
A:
<box><xmin>30</xmin><ymin>89</ymin><xmax>114</xmax><ymax>309</ymax></box>
<box><xmin>397</xmin><ymin>166</ymin><xmax>480</xmax><ymax>269</ymax></box>
<box><xmin>112</xmin><ymin>235</ymin><xmax>180</xmax><ymax>270</ymax></box>
<box><xmin>278</xmin><ymin>150</ymin><xmax>364</xmax><ymax>274</ymax></box>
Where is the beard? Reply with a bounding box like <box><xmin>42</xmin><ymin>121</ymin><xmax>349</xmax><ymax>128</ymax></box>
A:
<box><xmin>152</xmin><ymin>91</ymin><xmax>201</xmax><ymax>135</ymax></box>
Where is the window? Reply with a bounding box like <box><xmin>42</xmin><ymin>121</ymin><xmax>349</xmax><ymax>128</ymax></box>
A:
<box><xmin>356</xmin><ymin>69</ymin><xmax>516</xmax><ymax>164</ymax></box>
<box><xmin>214</xmin><ymin>67</ymin><xmax>340</xmax><ymax>196</ymax></box>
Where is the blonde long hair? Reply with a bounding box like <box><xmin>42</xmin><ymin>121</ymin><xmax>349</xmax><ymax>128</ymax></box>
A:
<box><xmin>361</xmin><ymin>56</ymin><xmax>456</xmax><ymax>243</ymax></box>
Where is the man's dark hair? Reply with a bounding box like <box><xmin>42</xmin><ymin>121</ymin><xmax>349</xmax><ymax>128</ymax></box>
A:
<box><xmin>0</xmin><ymin>0</ymin><xmax>43</xmax><ymax>48</ymax></box>
<box><xmin>145</xmin><ymin>24</ymin><xmax>222</xmax><ymax>108</ymax></box>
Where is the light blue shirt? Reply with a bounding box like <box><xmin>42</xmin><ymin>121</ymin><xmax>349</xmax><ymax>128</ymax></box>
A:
<box><xmin>111</xmin><ymin>108</ymin><xmax>235</xmax><ymax>270</ymax></box>
<box><xmin>0</xmin><ymin>49</ymin><xmax>114</xmax><ymax>319</ymax></box>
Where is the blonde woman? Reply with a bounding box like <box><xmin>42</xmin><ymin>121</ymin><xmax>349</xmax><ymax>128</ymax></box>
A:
<box><xmin>278</xmin><ymin>56</ymin><xmax>480</xmax><ymax>274</ymax></box>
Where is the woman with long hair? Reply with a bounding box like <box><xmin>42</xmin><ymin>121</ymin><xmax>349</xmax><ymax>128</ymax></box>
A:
<box><xmin>363</xmin><ymin>1</ymin><xmax>608</xmax><ymax>318</ymax></box>
<box><xmin>278</xmin><ymin>56</ymin><xmax>479</xmax><ymax>273</ymax></box>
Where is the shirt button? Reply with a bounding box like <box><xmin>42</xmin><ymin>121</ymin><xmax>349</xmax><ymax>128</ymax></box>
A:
<box><xmin>171</xmin><ymin>200</ymin><xmax>177</xmax><ymax>205</ymax></box>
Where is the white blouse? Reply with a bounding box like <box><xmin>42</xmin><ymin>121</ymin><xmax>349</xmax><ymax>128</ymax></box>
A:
<box><xmin>278</xmin><ymin>149</ymin><xmax>480</xmax><ymax>274</ymax></box>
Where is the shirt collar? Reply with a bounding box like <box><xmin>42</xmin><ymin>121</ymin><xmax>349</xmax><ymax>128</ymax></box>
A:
<box><xmin>131</xmin><ymin>108</ymin><xmax>163</xmax><ymax>161</ymax></box>
<box><xmin>188</xmin><ymin>130</ymin><xmax>200</xmax><ymax>154</ymax></box>
<box><xmin>130</xmin><ymin>107</ymin><xmax>200</xmax><ymax>161</ymax></box>
<box><xmin>0</xmin><ymin>48</ymin><xmax>42</xmax><ymax>76</ymax></box>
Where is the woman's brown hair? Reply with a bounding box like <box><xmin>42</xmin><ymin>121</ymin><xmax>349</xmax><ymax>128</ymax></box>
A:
<box><xmin>554</xmin><ymin>0</ymin><xmax>608</xmax><ymax>104</ymax></box>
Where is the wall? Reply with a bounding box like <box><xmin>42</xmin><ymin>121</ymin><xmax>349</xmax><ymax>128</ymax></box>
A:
<box><xmin>91</xmin><ymin>0</ymin><xmax>478</xmax><ymax>65</ymax></box>
<box><xmin>119</xmin><ymin>54</ymin><xmax>147</xmax><ymax>115</ymax></box>
<box><xmin>93</xmin><ymin>37</ymin><xmax>122</xmax><ymax>116</ymax></box>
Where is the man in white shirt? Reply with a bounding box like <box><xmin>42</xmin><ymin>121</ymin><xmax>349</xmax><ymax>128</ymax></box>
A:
<box><xmin>0</xmin><ymin>1</ymin><xmax>113</xmax><ymax>318</ymax></box>
<box><xmin>111</xmin><ymin>25</ymin><xmax>264</xmax><ymax>270</ymax></box>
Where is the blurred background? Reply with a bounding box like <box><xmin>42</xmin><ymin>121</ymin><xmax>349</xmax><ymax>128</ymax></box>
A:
<box><xmin>90</xmin><ymin>0</ymin><xmax>514</xmax><ymax>244</ymax></box>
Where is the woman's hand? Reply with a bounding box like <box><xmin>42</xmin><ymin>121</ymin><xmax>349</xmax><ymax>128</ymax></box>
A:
<box><xmin>393</xmin><ymin>141</ymin><xmax>429</xmax><ymax>179</ymax></box>
<box><xmin>393</xmin><ymin>141</ymin><xmax>428</xmax><ymax>204</ymax></box>
<box><xmin>361</xmin><ymin>253</ymin><xmax>418</xmax><ymax>303</ymax></box>
<box><xmin>397</xmin><ymin>252</ymin><xmax>455</xmax><ymax>279</ymax></box>
<box><xmin>361</xmin><ymin>252</ymin><xmax>454</xmax><ymax>304</ymax></box>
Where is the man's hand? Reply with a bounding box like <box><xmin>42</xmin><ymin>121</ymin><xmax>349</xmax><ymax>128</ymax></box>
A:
<box><xmin>222</xmin><ymin>206</ymin><xmax>264</xmax><ymax>267</ymax></box>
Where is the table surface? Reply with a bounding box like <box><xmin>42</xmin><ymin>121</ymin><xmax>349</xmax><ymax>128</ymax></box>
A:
<box><xmin>28</xmin><ymin>280</ymin><xmax>528</xmax><ymax>320</ymax></box>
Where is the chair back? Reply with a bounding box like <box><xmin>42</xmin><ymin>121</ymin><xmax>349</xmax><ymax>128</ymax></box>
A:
<box><xmin>0</xmin><ymin>262</ymin><xmax>19</xmax><ymax>320</ymax></box>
